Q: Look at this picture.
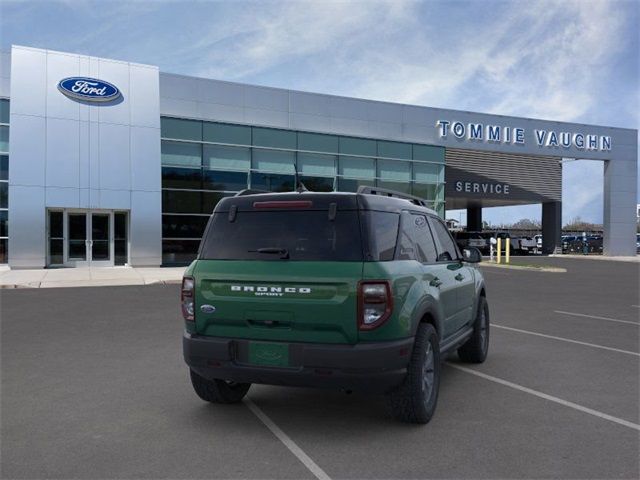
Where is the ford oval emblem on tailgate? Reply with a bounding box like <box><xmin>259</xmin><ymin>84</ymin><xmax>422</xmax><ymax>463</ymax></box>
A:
<box><xmin>200</xmin><ymin>305</ymin><xmax>216</xmax><ymax>314</ymax></box>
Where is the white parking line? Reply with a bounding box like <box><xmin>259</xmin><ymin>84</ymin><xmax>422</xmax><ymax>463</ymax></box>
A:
<box><xmin>245</xmin><ymin>398</ymin><xmax>331</xmax><ymax>480</ymax></box>
<box><xmin>493</xmin><ymin>324</ymin><xmax>640</xmax><ymax>357</ymax></box>
<box><xmin>448</xmin><ymin>364</ymin><xmax>640</xmax><ymax>432</ymax></box>
<box><xmin>554</xmin><ymin>310</ymin><xmax>640</xmax><ymax>326</ymax></box>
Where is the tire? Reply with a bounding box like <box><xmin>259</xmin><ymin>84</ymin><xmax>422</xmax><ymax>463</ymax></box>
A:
<box><xmin>458</xmin><ymin>296</ymin><xmax>490</xmax><ymax>363</ymax></box>
<box><xmin>189</xmin><ymin>369</ymin><xmax>251</xmax><ymax>404</ymax></box>
<box><xmin>386</xmin><ymin>323</ymin><xmax>441</xmax><ymax>424</ymax></box>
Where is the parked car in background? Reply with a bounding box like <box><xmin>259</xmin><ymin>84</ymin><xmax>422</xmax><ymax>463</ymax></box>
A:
<box><xmin>562</xmin><ymin>235</ymin><xmax>579</xmax><ymax>253</ymax></box>
<box><xmin>452</xmin><ymin>231</ymin><xmax>488</xmax><ymax>253</ymax></box>
<box><xmin>563</xmin><ymin>235</ymin><xmax>603</xmax><ymax>254</ymax></box>
<box><xmin>517</xmin><ymin>236</ymin><xmax>537</xmax><ymax>254</ymax></box>
<box><xmin>636</xmin><ymin>234</ymin><xmax>640</xmax><ymax>253</ymax></box>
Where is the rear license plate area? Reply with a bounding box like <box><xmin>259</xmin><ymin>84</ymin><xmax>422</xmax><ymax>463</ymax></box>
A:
<box><xmin>248</xmin><ymin>342</ymin><xmax>290</xmax><ymax>367</ymax></box>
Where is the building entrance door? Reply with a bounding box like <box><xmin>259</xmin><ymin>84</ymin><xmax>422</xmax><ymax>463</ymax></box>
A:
<box><xmin>47</xmin><ymin>210</ymin><xmax>129</xmax><ymax>267</ymax></box>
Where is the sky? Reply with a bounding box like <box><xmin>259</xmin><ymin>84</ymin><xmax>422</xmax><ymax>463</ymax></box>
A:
<box><xmin>1</xmin><ymin>0</ymin><xmax>638</xmax><ymax>226</ymax></box>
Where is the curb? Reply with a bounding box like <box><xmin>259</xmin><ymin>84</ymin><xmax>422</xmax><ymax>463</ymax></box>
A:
<box><xmin>480</xmin><ymin>262</ymin><xmax>566</xmax><ymax>273</ymax></box>
<box><xmin>0</xmin><ymin>279</ymin><xmax>183</xmax><ymax>289</ymax></box>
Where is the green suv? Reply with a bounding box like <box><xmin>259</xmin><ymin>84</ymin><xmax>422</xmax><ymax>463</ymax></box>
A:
<box><xmin>182</xmin><ymin>187</ymin><xmax>489</xmax><ymax>423</ymax></box>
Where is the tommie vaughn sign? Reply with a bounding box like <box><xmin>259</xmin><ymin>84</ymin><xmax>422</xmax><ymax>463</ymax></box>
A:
<box><xmin>436</xmin><ymin>120</ymin><xmax>612</xmax><ymax>152</ymax></box>
<box><xmin>57</xmin><ymin>77</ymin><xmax>121</xmax><ymax>102</ymax></box>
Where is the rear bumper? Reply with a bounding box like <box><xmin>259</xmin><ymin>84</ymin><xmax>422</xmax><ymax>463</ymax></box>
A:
<box><xmin>183</xmin><ymin>332</ymin><xmax>413</xmax><ymax>393</ymax></box>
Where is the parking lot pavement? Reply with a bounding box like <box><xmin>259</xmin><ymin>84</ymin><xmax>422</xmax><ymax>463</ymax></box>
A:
<box><xmin>1</xmin><ymin>257</ymin><xmax>639</xmax><ymax>479</ymax></box>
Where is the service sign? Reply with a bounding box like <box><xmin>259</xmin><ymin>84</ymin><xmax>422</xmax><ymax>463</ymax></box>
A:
<box><xmin>57</xmin><ymin>77</ymin><xmax>121</xmax><ymax>102</ymax></box>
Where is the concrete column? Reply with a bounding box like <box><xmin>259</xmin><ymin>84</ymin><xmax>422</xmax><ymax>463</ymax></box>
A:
<box><xmin>603</xmin><ymin>159</ymin><xmax>637</xmax><ymax>256</ymax></box>
<box><xmin>467</xmin><ymin>206</ymin><xmax>482</xmax><ymax>231</ymax></box>
<box><xmin>542</xmin><ymin>201</ymin><xmax>562</xmax><ymax>254</ymax></box>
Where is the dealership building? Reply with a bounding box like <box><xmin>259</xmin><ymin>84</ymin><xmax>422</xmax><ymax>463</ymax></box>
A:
<box><xmin>0</xmin><ymin>45</ymin><xmax>637</xmax><ymax>268</ymax></box>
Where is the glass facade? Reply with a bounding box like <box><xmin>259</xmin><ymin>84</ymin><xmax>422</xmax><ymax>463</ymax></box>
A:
<box><xmin>0</xmin><ymin>99</ymin><xmax>8</xmax><ymax>264</ymax></box>
<box><xmin>160</xmin><ymin>116</ymin><xmax>446</xmax><ymax>265</ymax></box>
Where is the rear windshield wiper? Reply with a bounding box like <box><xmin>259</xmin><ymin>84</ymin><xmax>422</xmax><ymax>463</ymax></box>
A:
<box><xmin>248</xmin><ymin>247</ymin><xmax>290</xmax><ymax>259</ymax></box>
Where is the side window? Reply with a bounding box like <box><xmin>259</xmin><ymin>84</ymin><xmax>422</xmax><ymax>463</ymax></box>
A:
<box><xmin>396</xmin><ymin>217</ymin><xmax>416</xmax><ymax>261</ymax></box>
<box><xmin>409</xmin><ymin>214</ymin><xmax>437</xmax><ymax>263</ymax></box>
<box><xmin>366</xmin><ymin>211</ymin><xmax>400</xmax><ymax>261</ymax></box>
<box><xmin>394</xmin><ymin>212</ymin><xmax>437</xmax><ymax>263</ymax></box>
<box><xmin>428</xmin><ymin>217</ymin><xmax>459</xmax><ymax>262</ymax></box>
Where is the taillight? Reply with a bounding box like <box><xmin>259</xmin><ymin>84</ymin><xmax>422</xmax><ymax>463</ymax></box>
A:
<box><xmin>181</xmin><ymin>276</ymin><xmax>195</xmax><ymax>322</ymax></box>
<box><xmin>358</xmin><ymin>281</ymin><xmax>393</xmax><ymax>330</ymax></box>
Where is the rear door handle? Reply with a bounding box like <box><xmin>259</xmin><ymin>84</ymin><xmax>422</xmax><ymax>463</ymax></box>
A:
<box><xmin>455</xmin><ymin>273</ymin><xmax>464</xmax><ymax>281</ymax></box>
<box><xmin>429</xmin><ymin>277</ymin><xmax>443</xmax><ymax>288</ymax></box>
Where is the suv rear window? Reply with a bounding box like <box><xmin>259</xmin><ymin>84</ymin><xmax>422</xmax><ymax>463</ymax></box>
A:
<box><xmin>200</xmin><ymin>210</ymin><xmax>363</xmax><ymax>261</ymax></box>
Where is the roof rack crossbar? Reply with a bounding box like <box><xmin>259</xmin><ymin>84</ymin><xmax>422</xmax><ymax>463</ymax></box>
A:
<box><xmin>356</xmin><ymin>186</ymin><xmax>429</xmax><ymax>207</ymax></box>
<box><xmin>234</xmin><ymin>189</ymin><xmax>270</xmax><ymax>197</ymax></box>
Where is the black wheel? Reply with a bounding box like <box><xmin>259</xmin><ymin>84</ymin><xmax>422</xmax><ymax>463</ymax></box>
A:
<box><xmin>189</xmin><ymin>369</ymin><xmax>251</xmax><ymax>404</ymax></box>
<box><xmin>458</xmin><ymin>296</ymin><xmax>490</xmax><ymax>363</ymax></box>
<box><xmin>386</xmin><ymin>323</ymin><xmax>441</xmax><ymax>424</ymax></box>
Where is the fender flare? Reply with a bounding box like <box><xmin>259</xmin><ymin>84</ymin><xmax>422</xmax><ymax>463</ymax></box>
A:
<box><xmin>410</xmin><ymin>299</ymin><xmax>444</xmax><ymax>340</ymax></box>
<box><xmin>472</xmin><ymin>279</ymin><xmax>487</xmax><ymax>317</ymax></box>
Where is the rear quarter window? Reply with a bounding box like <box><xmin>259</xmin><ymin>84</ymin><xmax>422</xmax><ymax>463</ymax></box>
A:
<box><xmin>362</xmin><ymin>211</ymin><xmax>399</xmax><ymax>261</ymax></box>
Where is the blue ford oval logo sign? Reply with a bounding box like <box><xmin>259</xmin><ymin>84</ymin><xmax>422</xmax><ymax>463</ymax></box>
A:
<box><xmin>57</xmin><ymin>77</ymin><xmax>121</xmax><ymax>102</ymax></box>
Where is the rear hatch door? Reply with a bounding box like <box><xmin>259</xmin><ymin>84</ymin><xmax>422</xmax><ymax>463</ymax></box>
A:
<box><xmin>194</xmin><ymin>197</ymin><xmax>363</xmax><ymax>344</ymax></box>
<box><xmin>194</xmin><ymin>260</ymin><xmax>361</xmax><ymax>344</ymax></box>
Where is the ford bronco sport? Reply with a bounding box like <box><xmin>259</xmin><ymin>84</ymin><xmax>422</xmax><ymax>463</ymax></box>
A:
<box><xmin>182</xmin><ymin>187</ymin><xmax>489</xmax><ymax>424</ymax></box>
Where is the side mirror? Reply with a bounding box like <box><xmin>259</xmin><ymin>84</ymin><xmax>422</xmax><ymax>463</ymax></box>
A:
<box><xmin>462</xmin><ymin>247</ymin><xmax>482</xmax><ymax>263</ymax></box>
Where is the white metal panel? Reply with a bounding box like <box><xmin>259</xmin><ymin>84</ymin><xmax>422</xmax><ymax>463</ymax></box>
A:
<box><xmin>98</xmin><ymin>122</ymin><xmax>130</xmax><ymax>190</ymax></box>
<box><xmin>79</xmin><ymin>188</ymin><xmax>90</xmax><ymax>208</ymax></box>
<box><xmin>290</xmin><ymin>112</ymin><xmax>331</xmax><ymax>131</ymax></box>
<box><xmin>0</xmin><ymin>77</ymin><xmax>9</xmax><ymax>98</ymax></box>
<box><xmin>328</xmin><ymin>97</ymin><xmax>369</xmax><ymax>120</ymax></box>
<box><xmin>46</xmin><ymin>51</ymin><xmax>81</xmax><ymax>121</ymax></box>
<box><xmin>402</xmin><ymin>105</ymin><xmax>431</xmax><ymax>126</ymax></box>
<box><xmin>45</xmin><ymin>186</ymin><xmax>79</xmax><ymax>208</ymax></box>
<box><xmin>129</xmin><ymin>190</ymin><xmax>161</xmax><ymax>266</ymax></box>
<box><xmin>366</xmin><ymin>101</ymin><xmax>403</xmax><ymax>124</ymax></box>
<box><xmin>46</xmin><ymin>117</ymin><xmax>80</xmax><ymax>188</ymax></box>
<box><xmin>401</xmin><ymin>122</ymin><xmax>432</xmax><ymax>143</ymax></box>
<box><xmin>329</xmin><ymin>116</ymin><xmax>369</xmax><ymax>137</ymax></box>
<box><xmin>160</xmin><ymin>73</ymin><xmax>199</xmax><ymax>101</ymax></box>
<box><xmin>245</xmin><ymin>108</ymin><xmax>289</xmax><ymax>128</ymax></box>
<box><xmin>603</xmin><ymin>157</ymin><xmax>638</xmax><ymax>255</ymax></box>
<box><xmin>89</xmin><ymin>121</ymin><xmax>100</xmax><ymax>189</ymax></box>
<box><xmin>130</xmin><ymin>65</ymin><xmax>160</xmax><ymax>128</ymax></box>
<box><xmin>10</xmin><ymin>46</ymin><xmax>46</xmax><ymax>116</ymax></box>
<box><xmin>0</xmin><ymin>50</ymin><xmax>10</xmax><ymax>79</ymax></box>
<box><xmin>89</xmin><ymin>188</ymin><xmax>100</xmax><ymax>209</ymax></box>
<box><xmin>8</xmin><ymin>114</ymin><xmax>45</xmax><ymax>186</ymax></box>
<box><xmin>0</xmin><ymin>50</ymin><xmax>10</xmax><ymax>98</ymax></box>
<box><xmin>368</xmin><ymin>120</ymin><xmax>402</xmax><ymax>139</ymax></box>
<box><xmin>97</xmin><ymin>59</ymin><xmax>130</xmax><ymax>126</ymax></box>
<box><xmin>197</xmin><ymin>102</ymin><xmax>244</xmax><ymax>123</ymax></box>
<box><xmin>198</xmin><ymin>78</ymin><xmax>244</xmax><ymax>106</ymax></box>
<box><xmin>159</xmin><ymin>96</ymin><xmax>199</xmax><ymax>119</ymax></box>
<box><xmin>244</xmin><ymin>85</ymin><xmax>288</xmax><ymax>111</ymax></box>
<box><xmin>78</xmin><ymin>56</ymin><xmax>90</xmax><ymax>122</ymax></box>
<box><xmin>130</xmin><ymin>125</ymin><xmax>161</xmax><ymax>192</ymax></box>
<box><xmin>290</xmin><ymin>91</ymin><xmax>331</xmax><ymax>116</ymax></box>
<box><xmin>78</xmin><ymin>121</ymin><xmax>90</xmax><ymax>189</ymax></box>
<box><xmin>8</xmin><ymin>185</ymin><xmax>46</xmax><ymax>268</ymax></box>
<box><xmin>89</xmin><ymin>57</ymin><xmax>100</xmax><ymax>123</ymax></box>
<box><xmin>99</xmin><ymin>189</ymin><xmax>131</xmax><ymax>209</ymax></box>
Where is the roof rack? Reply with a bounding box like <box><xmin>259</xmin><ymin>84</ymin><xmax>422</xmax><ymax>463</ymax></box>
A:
<box><xmin>234</xmin><ymin>189</ymin><xmax>270</xmax><ymax>196</ymax></box>
<box><xmin>356</xmin><ymin>186</ymin><xmax>429</xmax><ymax>207</ymax></box>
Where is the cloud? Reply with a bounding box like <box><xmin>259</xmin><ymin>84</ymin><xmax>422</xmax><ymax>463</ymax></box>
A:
<box><xmin>1</xmin><ymin>0</ymin><xmax>636</xmax><ymax>225</ymax></box>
